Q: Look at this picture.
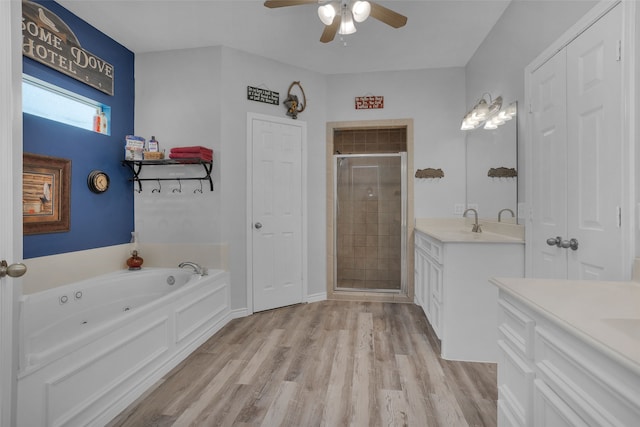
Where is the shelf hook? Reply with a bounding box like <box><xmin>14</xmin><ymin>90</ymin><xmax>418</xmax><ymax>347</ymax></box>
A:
<box><xmin>194</xmin><ymin>180</ymin><xmax>203</xmax><ymax>194</ymax></box>
<box><xmin>152</xmin><ymin>179</ymin><xmax>161</xmax><ymax>193</ymax></box>
<box><xmin>173</xmin><ymin>178</ymin><xmax>182</xmax><ymax>193</ymax></box>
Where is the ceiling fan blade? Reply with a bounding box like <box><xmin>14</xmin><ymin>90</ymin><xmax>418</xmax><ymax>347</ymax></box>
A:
<box><xmin>264</xmin><ymin>0</ymin><xmax>318</xmax><ymax>8</ymax></box>
<box><xmin>369</xmin><ymin>1</ymin><xmax>407</xmax><ymax>28</ymax></box>
<box><xmin>320</xmin><ymin>14</ymin><xmax>340</xmax><ymax>43</ymax></box>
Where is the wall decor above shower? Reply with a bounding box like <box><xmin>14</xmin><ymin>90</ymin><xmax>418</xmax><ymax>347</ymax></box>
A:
<box><xmin>415</xmin><ymin>168</ymin><xmax>444</xmax><ymax>179</ymax></box>
<box><xmin>355</xmin><ymin>95</ymin><xmax>384</xmax><ymax>109</ymax></box>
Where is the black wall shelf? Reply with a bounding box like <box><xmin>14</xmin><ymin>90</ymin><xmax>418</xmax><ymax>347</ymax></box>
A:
<box><xmin>122</xmin><ymin>159</ymin><xmax>213</xmax><ymax>192</ymax></box>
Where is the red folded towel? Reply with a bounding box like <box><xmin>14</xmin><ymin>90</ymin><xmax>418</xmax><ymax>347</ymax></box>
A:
<box><xmin>169</xmin><ymin>152</ymin><xmax>213</xmax><ymax>161</ymax></box>
<box><xmin>170</xmin><ymin>146</ymin><xmax>213</xmax><ymax>155</ymax></box>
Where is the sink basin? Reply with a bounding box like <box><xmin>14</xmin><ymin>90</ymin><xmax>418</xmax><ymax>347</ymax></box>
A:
<box><xmin>602</xmin><ymin>318</ymin><xmax>640</xmax><ymax>341</ymax></box>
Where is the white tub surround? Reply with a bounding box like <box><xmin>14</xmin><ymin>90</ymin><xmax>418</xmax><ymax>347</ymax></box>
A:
<box><xmin>17</xmin><ymin>268</ymin><xmax>231</xmax><ymax>427</ymax></box>
<box><xmin>414</xmin><ymin>221</ymin><xmax>524</xmax><ymax>362</ymax></box>
<box><xmin>491</xmin><ymin>277</ymin><xmax>640</xmax><ymax>426</ymax></box>
<box><xmin>22</xmin><ymin>243</ymin><xmax>229</xmax><ymax>295</ymax></box>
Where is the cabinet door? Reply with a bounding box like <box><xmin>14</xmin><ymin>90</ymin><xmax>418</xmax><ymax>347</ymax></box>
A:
<box><xmin>566</xmin><ymin>4</ymin><xmax>624</xmax><ymax>280</ymax></box>
<box><xmin>414</xmin><ymin>248</ymin><xmax>425</xmax><ymax>307</ymax></box>
<box><xmin>530</xmin><ymin>49</ymin><xmax>568</xmax><ymax>279</ymax></box>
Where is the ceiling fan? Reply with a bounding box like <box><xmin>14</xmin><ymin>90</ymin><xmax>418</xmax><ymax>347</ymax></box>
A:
<box><xmin>264</xmin><ymin>0</ymin><xmax>408</xmax><ymax>43</ymax></box>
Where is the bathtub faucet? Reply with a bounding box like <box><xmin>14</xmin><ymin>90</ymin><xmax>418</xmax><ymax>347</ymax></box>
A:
<box><xmin>179</xmin><ymin>262</ymin><xmax>208</xmax><ymax>276</ymax></box>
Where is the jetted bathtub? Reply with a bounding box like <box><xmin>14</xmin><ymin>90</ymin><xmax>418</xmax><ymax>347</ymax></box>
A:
<box><xmin>17</xmin><ymin>267</ymin><xmax>231</xmax><ymax>427</ymax></box>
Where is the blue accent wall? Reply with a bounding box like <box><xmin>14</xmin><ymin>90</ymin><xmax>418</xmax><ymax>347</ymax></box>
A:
<box><xmin>23</xmin><ymin>0</ymin><xmax>135</xmax><ymax>258</ymax></box>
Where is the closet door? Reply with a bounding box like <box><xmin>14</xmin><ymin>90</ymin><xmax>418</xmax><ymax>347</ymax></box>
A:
<box><xmin>530</xmin><ymin>51</ymin><xmax>568</xmax><ymax>279</ymax></box>
<box><xmin>566</xmin><ymin>4</ymin><xmax>623</xmax><ymax>280</ymax></box>
<box><xmin>529</xmin><ymin>3</ymin><xmax>624</xmax><ymax>280</ymax></box>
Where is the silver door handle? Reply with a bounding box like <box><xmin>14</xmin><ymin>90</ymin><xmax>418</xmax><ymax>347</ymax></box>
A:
<box><xmin>560</xmin><ymin>238</ymin><xmax>579</xmax><ymax>251</ymax></box>
<box><xmin>546</xmin><ymin>236</ymin><xmax>561</xmax><ymax>247</ymax></box>
<box><xmin>254</xmin><ymin>222</ymin><xmax>262</xmax><ymax>230</ymax></box>
<box><xmin>0</xmin><ymin>260</ymin><xmax>27</xmax><ymax>278</ymax></box>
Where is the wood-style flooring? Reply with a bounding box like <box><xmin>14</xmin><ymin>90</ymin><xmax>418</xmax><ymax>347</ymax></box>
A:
<box><xmin>107</xmin><ymin>300</ymin><xmax>497</xmax><ymax>427</ymax></box>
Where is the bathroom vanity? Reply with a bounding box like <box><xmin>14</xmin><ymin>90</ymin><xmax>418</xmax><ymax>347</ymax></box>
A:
<box><xmin>414</xmin><ymin>218</ymin><xmax>524</xmax><ymax>362</ymax></box>
<box><xmin>491</xmin><ymin>277</ymin><xmax>640</xmax><ymax>426</ymax></box>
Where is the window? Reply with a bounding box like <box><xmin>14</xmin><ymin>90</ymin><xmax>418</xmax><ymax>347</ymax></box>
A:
<box><xmin>22</xmin><ymin>74</ymin><xmax>111</xmax><ymax>135</ymax></box>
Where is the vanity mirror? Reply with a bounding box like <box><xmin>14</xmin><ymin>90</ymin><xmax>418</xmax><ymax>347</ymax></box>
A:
<box><xmin>464</xmin><ymin>101</ymin><xmax>518</xmax><ymax>223</ymax></box>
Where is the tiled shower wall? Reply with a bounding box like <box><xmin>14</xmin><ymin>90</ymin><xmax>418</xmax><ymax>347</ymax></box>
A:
<box><xmin>334</xmin><ymin>128</ymin><xmax>407</xmax><ymax>154</ymax></box>
<box><xmin>334</xmin><ymin>128</ymin><xmax>406</xmax><ymax>291</ymax></box>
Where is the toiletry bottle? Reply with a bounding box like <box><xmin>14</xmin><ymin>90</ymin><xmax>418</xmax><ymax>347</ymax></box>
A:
<box><xmin>148</xmin><ymin>136</ymin><xmax>159</xmax><ymax>152</ymax></box>
<box><xmin>100</xmin><ymin>111</ymin><xmax>108</xmax><ymax>134</ymax></box>
<box><xmin>93</xmin><ymin>109</ymin><xmax>101</xmax><ymax>133</ymax></box>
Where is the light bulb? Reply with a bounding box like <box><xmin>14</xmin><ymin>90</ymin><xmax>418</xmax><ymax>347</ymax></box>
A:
<box><xmin>318</xmin><ymin>4</ymin><xmax>336</xmax><ymax>26</ymax></box>
<box><xmin>352</xmin><ymin>1</ymin><xmax>371</xmax><ymax>23</ymax></box>
<box><xmin>338</xmin><ymin>9</ymin><xmax>357</xmax><ymax>35</ymax></box>
<box><xmin>471</xmin><ymin>99</ymin><xmax>489</xmax><ymax>120</ymax></box>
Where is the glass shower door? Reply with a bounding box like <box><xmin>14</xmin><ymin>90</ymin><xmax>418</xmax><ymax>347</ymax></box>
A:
<box><xmin>334</xmin><ymin>153</ymin><xmax>406</xmax><ymax>292</ymax></box>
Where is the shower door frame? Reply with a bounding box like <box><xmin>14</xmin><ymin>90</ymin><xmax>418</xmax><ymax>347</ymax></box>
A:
<box><xmin>333</xmin><ymin>153</ymin><xmax>408</xmax><ymax>294</ymax></box>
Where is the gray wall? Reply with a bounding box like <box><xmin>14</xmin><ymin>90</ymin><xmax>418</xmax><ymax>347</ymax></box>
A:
<box><xmin>465</xmin><ymin>0</ymin><xmax>599</xmax><ymax>207</ymax></box>
<box><xmin>134</xmin><ymin>1</ymin><xmax>601</xmax><ymax>311</ymax></box>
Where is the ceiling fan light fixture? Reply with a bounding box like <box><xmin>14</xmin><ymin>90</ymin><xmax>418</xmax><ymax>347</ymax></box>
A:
<box><xmin>352</xmin><ymin>1</ymin><xmax>371</xmax><ymax>23</ymax></box>
<box><xmin>318</xmin><ymin>4</ymin><xmax>337</xmax><ymax>26</ymax></box>
<box><xmin>338</xmin><ymin>8</ymin><xmax>357</xmax><ymax>35</ymax></box>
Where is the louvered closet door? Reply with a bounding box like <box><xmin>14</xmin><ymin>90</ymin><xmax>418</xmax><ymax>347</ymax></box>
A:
<box><xmin>565</xmin><ymin>4</ymin><xmax>624</xmax><ymax>280</ymax></box>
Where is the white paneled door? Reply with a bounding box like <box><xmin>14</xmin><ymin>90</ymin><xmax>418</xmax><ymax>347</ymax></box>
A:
<box><xmin>529</xmin><ymin>4</ymin><xmax>624</xmax><ymax>280</ymax></box>
<box><xmin>248</xmin><ymin>114</ymin><xmax>305</xmax><ymax>312</ymax></box>
<box><xmin>530</xmin><ymin>49</ymin><xmax>568</xmax><ymax>279</ymax></box>
<box><xmin>565</xmin><ymin>4</ymin><xmax>623</xmax><ymax>280</ymax></box>
<box><xmin>1</xmin><ymin>1</ymin><xmax>22</xmax><ymax>426</ymax></box>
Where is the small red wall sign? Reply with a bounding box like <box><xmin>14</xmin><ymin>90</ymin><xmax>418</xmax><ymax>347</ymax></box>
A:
<box><xmin>355</xmin><ymin>96</ymin><xmax>384</xmax><ymax>109</ymax></box>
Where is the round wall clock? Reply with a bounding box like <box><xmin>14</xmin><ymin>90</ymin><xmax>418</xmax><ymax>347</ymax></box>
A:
<box><xmin>87</xmin><ymin>170</ymin><xmax>110</xmax><ymax>193</ymax></box>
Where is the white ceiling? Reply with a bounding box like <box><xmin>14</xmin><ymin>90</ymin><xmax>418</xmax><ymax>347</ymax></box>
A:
<box><xmin>57</xmin><ymin>0</ymin><xmax>511</xmax><ymax>75</ymax></box>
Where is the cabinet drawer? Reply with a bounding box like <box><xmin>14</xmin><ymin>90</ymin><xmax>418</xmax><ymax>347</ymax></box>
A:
<box><xmin>498</xmin><ymin>296</ymin><xmax>535</xmax><ymax>360</ymax></box>
<box><xmin>533</xmin><ymin>379</ymin><xmax>589</xmax><ymax>426</ymax></box>
<box><xmin>415</xmin><ymin>232</ymin><xmax>443</xmax><ymax>264</ymax></box>
<box><xmin>535</xmin><ymin>326</ymin><xmax>640</xmax><ymax>426</ymax></box>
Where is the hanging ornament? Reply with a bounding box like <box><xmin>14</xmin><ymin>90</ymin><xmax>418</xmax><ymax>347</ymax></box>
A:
<box><xmin>283</xmin><ymin>81</ymin><xmax>306</xmax><ymax>119</ymax></box>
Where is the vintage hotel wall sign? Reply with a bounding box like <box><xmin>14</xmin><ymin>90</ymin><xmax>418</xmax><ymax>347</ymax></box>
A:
<box><xmin>22</xmin><ymin>0</ymin><xmax>114</xmax><ymax>95</ymax></box>
<box><xmin>355</xmin><ymin>96</ymin><xmax>384</xmax><ymax>110</ymax></box>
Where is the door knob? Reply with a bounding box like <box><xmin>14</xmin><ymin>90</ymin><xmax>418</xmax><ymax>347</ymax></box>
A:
<box><xmin>0</xmin><ymin>260</ymin><xmax>27</xmax><ymax>278</ymax></box>
<box><xmin>560</xmin><ymin>238</ymin><xmax>579</xmax><ymax>251</ymax></box>
<box><xmin>254</xmin><ymin>222</ymin><xmax>262</xmax><ymax>230</ymax></box>
<box><xmin>546</xmin><ymin>236</ymin><xmax>561</xmax><ymax>247</ymax></box>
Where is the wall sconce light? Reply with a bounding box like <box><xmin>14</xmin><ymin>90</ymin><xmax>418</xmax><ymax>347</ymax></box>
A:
<box><xmin>461</xmin><ymin>94</ymin><xmax>516</xmax><ymax>131</ymax></box>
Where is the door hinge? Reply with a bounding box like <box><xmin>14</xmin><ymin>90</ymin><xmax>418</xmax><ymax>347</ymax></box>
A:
<box><xmin>617</xmin><ymin>40</ymin><xmax>622</xmax><ymax>62</ymax></box>
<box><xmin>617</xmin><ymin>206</ymin><xmax>622</xmax><ymax>228</ymax></box>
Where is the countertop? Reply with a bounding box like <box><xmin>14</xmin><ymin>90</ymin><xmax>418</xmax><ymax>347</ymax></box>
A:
<box><xmin>491</xmin><ymin>277</ymin><xmax>640</xmax><ymax>375</ymax></box>
<box><xmin>415</xmin><ymin>218</ymin><xmax>524</xmax><ymax>244</ymax></box>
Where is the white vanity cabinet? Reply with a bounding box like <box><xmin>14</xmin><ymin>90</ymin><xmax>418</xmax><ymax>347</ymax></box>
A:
<box><xmin>493</xmin><ymin>280</ymin><xmax>640</xmax><ymax>427</ymax></box>
<box><xmin>414</xmin><ymin>231</ymin><xmax>444</xmax><ymax>336</ymax></box>
<box><xmin>414</xmin><ymin>229</ymin><xmax>524</xmax><ymax>362</ymax></box>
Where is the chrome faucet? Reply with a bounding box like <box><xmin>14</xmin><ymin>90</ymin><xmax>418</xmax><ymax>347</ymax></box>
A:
<box><xmin>178</xmin><ymin>261</ymin><xmax>207</xmax><ymax>276</ymax></box>
<box><xmin>498</xmin><ymin>208</ymin><xmax>516</xmax><ymax>222</ymax></box>
<box><xmin>463</xmin><ymin>208</ymin><xmax>482</xmax><ymax>233</ymax></box>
